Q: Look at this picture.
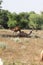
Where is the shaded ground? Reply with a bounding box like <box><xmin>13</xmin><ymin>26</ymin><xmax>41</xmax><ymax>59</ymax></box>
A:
<box><xmin>0</xmin><ymin>29</ymin><xmax>43</xmax><ymax>65</ymax></box>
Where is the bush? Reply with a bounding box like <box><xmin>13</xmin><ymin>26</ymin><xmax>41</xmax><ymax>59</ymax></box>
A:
<box><xmin>0</xmin><ymin>42</ymin><xmax>8</xmax><ymax>50</ymax></box>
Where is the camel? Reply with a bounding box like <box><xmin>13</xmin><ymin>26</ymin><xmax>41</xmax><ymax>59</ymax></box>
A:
<box><xmin>10</xmin><ymin>26</ymin><xmax>21</xmax><ymax>35</ymax></box>
<box><xmin>10</xmin><ymin>26</ymin><xmax>33</xmax><ymax>37</ymax></box>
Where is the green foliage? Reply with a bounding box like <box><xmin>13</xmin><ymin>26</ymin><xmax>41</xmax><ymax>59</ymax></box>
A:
<box><xmin>0</xmin><ymin>9</ymin><xmax>43</xmax><ymax>29</ymax></box>
<box><xmin>19</xmin><ymin>19</ymin><xmax>29</xmax><ymax>28</ymax></box>
<box><xmin>29</xmin><ymin>11</ymin><xmax>36</xmax><ymax>15</ymax></box>
<box><xmin>0</xmin><ymin>0</ymin><xmax>2</xmax><ymax>9</ymax></box>
<box><xmin>0</xmin><ymin>0</ymin><xmax>2</xmax><ymax>5</ymax></box>
<box><xmin>17</xmin><ymin>12</ymin><xmax>29</xmax><ymax>28</ymax></box>
<box><xmin>8</xmin><ymin>20</ymin><xmax>17</xmax><ymax>28</ymax></box>
<box><xmin>0</xmin><ymin>10</ymin><xmax>9</xmax><ymax>28</ymax></box>
<box><xmin>29</xmin><ymin>13</ymin><xmax>43</xmax><ymax>29</ymax></box>
<box><xmin>0</xmin><ymin>0</ymin><xmax>43</xmax><ymax>29</ymax></box>
<box><xmin>40</xmin><ymin>12</ymin><xmax>43</xmax><ymax>29</ymax></box>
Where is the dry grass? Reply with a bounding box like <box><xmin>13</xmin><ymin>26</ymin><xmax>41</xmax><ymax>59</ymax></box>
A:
<box><xmin>0</xmin><ymin>29</ymin><xmax>43</xmax><ymax>65</ymax></box>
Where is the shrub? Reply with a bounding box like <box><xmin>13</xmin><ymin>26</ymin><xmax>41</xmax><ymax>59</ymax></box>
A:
<box><xmin>0</xmin><ymin>42</ymin><xmax>8</xmax><ymax>50</ymax></box>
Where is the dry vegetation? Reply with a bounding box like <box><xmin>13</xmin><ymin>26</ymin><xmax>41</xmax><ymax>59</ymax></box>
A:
<box><xmin>0</xmin><ymin>29</ymin><xmax>43</xmax><ymax>65</ymax></box>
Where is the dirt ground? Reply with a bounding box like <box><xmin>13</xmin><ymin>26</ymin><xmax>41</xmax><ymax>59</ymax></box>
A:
<box><xmin>0</xmin><ymin>29</ymin><xmax>43</xmax><ymax>65</ymax></box>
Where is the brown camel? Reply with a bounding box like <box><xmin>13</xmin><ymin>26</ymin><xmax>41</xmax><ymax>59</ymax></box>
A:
<box><xmin>10</xmin><ymin>26</ymin><xmax>21</xmax><ymax>35</ymax></box>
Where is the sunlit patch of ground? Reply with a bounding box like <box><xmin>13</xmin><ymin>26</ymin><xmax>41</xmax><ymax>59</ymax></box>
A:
<box><xmin>0</xmin><ymin>29</ymin><xmax>43</xmax><ymax>65</ymax></box>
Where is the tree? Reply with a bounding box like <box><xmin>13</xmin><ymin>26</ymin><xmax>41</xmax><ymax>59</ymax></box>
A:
<box><xmin>17</xmin><ymin>12</ymin><xmax>29</xmax><ymax>28</ymax></box>
<box><xmin>29</xmin><ymin>11</ymin><xmax>36</xmax><ymax>15</ymax></box>
<box><xmin>0</xmin><ymin>0</ymin><xmax>2</xmax><ymax>10</ymax></box>
<box><xmin>8</xmin><ymin>20</ymin><xmax>17</xmax><ymax>28</ymax></box>
<box><xmin>0</xmin><ymin>0</ymin><xmax>9</xmax><ymax>28</ymax></box>
<box><xmin>0</xmin><ymin>10</ymin><xmax>9</xmax><ymax>28</ymax></box>
<box><xmin>0</xmin><ymin>0</ymin><xmax>2</xmax><ymax>4</ymax></box>
<box><xmin>40</xmin><ymin>12</ymin><xmax>43</xmax><ymax>29</ymax></box>
<box><xmin>29</xmin><ymin>13</ymin><xmax>43</xmax><ymax>29</ymax></box>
